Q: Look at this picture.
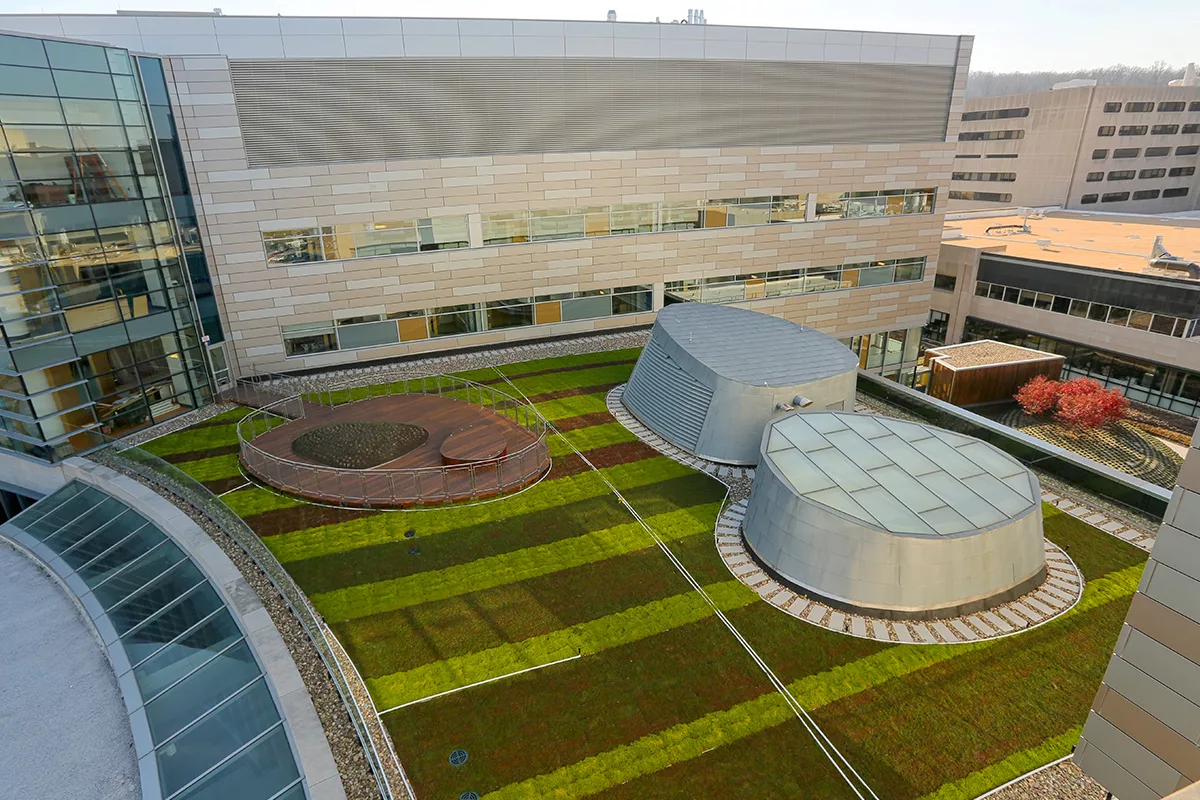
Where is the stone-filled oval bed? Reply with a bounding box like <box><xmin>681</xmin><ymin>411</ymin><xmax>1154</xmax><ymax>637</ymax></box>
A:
<box><xmin>291</xmin><ymin>421</ymin><xmax>429</xmax><ymax>469</ymax></box>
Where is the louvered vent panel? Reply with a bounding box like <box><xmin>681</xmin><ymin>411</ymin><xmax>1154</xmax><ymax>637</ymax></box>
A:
<box><xmin>228</xmin><ymin>58</ymin><xmax>956</xmax><ymax>167</ymax></box>
<box><xmin>624</xmin><ymin>336</ymin><xmax>713</xmax><ymax>451</ymax></box>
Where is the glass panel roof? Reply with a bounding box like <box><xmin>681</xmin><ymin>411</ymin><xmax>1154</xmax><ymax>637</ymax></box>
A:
<box><xmin>762</xmin><ymin>412</ymin><xmax>1037</xmax><ymax>536</ymax></box>
<box><xmin>7</xmin><ymin>482</ymin><xmax>303</xmax><ymax>800</ymax></box>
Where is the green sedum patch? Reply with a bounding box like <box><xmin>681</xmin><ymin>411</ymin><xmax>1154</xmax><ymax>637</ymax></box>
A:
<box><xmin>312</xmin><ymin>503</ymin><xmax>722</xmax><ymax>621</ymax></box>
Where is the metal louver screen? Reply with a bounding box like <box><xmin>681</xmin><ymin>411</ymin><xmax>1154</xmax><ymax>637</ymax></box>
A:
<box><xmin>229</xmin><ymin>57</ymin><xmax>956</xmax><ymax>166</ymax></box>
<box><xmin>623</xmin><ymin>335</ymin><xmax>713</xmax><ymax>452</ymax></box>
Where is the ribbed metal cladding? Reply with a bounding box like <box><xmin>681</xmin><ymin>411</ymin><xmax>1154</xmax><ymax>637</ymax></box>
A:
<box><xmin>229</xmin><ymin>57</ymin><xmax>956</xmax><ymax>166</ymax></box>
<box><xmin>623</xmin><ymin>334</ymin><xmax>712</xmax><ymax>451</ymax></box>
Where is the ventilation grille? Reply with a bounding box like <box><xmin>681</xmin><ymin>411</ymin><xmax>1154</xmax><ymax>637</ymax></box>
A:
<box><xmin>229</xmin><ymin>57</ymin><xmax>956</xmax><ymax>167</ymax></box>
<box><xmin>623</xmin><ymin>336</ymin><xmax>713</xmax><ymax>452</ymax></box>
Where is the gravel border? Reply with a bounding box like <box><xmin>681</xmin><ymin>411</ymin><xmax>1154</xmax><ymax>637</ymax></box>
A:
<box><xmin>984</xmin><ymin>760</ymin><xmax>1105</xmax><ymax>800</ymax></box>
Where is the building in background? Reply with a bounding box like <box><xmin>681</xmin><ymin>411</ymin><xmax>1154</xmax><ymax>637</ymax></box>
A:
<box><xmin>927</xmin><ymin>210</ymin><xmax>1200</xmax><ymax>417</ymax></box>
<box><xmin>948</xmin><ymin>85</ymin><xmax>1200</xmax><ymax>214</ymax></box>
<box><xmin>0</xmin><ymin>14</ymin><xmax>971</xmax><ymax>408</ymax></box>
<box><xmin>0</xmin><ymin>32</ymin><xmax>222</xmax><ymax>462</ymax></box>
<box><xmin>1075</xmin><ymin>430</ymin><xmax>1200</xmax><ymax>799</ymax></box>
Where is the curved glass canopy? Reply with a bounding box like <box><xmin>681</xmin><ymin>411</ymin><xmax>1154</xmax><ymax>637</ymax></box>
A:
<box><xmin>8</xmin><ymin>481</ymin><xmax>306</xmax><ymax>800</ymax></box>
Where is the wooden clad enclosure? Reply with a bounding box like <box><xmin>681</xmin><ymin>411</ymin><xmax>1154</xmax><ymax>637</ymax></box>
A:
<box><xmin>926</xmin><ymin>341</ymin><xmax>1064</xmax><ymax>406</ymax></box>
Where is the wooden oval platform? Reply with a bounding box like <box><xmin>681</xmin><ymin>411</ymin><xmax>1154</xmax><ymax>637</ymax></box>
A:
<box><xmin>240</xmin><ymin>393</ymin><xmax>549</xmax><ymax>508</ymax></box>
<box><xmin>440</xmin><ymin>425</ymin><xmax>507</xmax><ymax>466</ymax></box>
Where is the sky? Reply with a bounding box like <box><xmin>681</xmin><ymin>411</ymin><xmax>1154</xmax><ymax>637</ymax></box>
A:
<box><xmin>3</xmin><ymin>0</ymin><xmax>1198</xmax><ymax>73</ymax></box>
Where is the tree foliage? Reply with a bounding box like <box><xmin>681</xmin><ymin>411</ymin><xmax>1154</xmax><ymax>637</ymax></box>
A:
<box><xmin>967</xmin><ymin>62</ymin><xmax>1184</xmax><ymax>98</ymax></box>
<box><xmin>1015</xmin><ymin>376</ymin><xmax>1129</xmax><ymax>429</ymax></box>
<box><xmin>1014</xmin><ymin>374</ymin><xmax>1060</xmax><ymax>416</ymax></box>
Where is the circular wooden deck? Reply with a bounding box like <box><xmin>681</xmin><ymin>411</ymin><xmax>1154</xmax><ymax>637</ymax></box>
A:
<box><xmin>241</xmin><ymin>393</ymin><xmax>549</xmax><ymax>508</ymax></box>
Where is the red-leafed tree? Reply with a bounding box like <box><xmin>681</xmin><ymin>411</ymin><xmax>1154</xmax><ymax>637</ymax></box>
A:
<box><xmin>1054</xmin><ymin>386</ymin><xmax>1130</xmax><ymax>429</ymax></box>
<box><xmin>1057</xmin><ymin>377</ymin><xmax>1106</xmax><ymax>399</ymax></box>
<box><xmin>1015</xmin><ymin>374</ymin><xmax>1061</xmax><ymax>416</ymax></box>
<box><xmin>1016</xmin><ymin>374</ymin><xmax>1129</xmax><ymax>429</ymax></box>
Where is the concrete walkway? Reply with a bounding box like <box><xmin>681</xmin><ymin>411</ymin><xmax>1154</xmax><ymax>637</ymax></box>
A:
<box><xmin>0</xmin><ymin>543</ymin><xmax>139</xmax><ymax>800</ymax></box>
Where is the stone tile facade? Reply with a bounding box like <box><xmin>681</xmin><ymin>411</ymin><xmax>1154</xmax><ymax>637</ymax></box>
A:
<box><xmin>165</xmin><ymin>51</ymin><xmax>966</xmax><ymax>374</ymax></box>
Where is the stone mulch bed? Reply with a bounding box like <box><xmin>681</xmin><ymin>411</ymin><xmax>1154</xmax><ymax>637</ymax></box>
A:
<box><xmin>987</xmin><ymin>760</ymin><xmax>1105</xmax><ymax>800</ymax></box>
<box><xmin>292</xmin><ymin>422</ymin><xmax>428</xmax><ymax>469</ymax></box>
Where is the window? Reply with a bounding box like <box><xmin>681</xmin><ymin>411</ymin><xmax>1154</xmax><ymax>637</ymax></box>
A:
<box><xmin>1124</xmin><ymin>102</ymin><xmax>1154</xmax><ymax>112</ymax></box>
<box><xmin>1183</xmin><ymin>124</ymin><xmax>1200</xmax><ymax>134</ymax></box>
<box><xmin>986</xmin><ymin>153</ymin><xmax>1019</xmax><ymax>159</ymax></box>
<box><xmin>933</xmin><ymin>273</ymin><xmax>957</xmax><ymax>292</ymax></box>
<box><xmin>1132</xmin><ymin>189</ymin><xmax>1161</xmax><ymax>200</ymax></box>
<box><xmin>1103</xmin><ymin>102</ymin><xmax>1122</xmax><ymax>113</ymax></box>
<box><xmin>1119</xmin><ymin>126</ymin><xmax>1148</xmax><ymax>136</ymax></box>
<box><xmin>1191</xmin><ymin>102</ymin><xmax>1200</xmax><ymax>112</ymax></box>
<box><xmin>957</xmin><ymin>130</ymin><xmax>1025</xmax><ymax>141</ymax></box>
<box><xmin>281</xmin><ymin>322</ymin><xmax>336</xmax><ymax>356</ymax></box>
<box><xmin>1086</xmin><ymin>172</ymin><xmax>1104</xmax><ymax>182</ymax></box>
<box><xmin>1177</xmin><ymin>145</ymin><xmax>1200</xmax><ymax>156</ymax></box>
<box><xmin>1163</xmin><ymin>187</ymin><xmax>1190</xmax><ymax>198</ymax></box>
<box><xmin>947</xmin><ymin>190</ymin><xmax>1012</xmax><ymax>203</ymax></box>
<box><xmin>960</xmin><ymin>107</ymin><xmax>1030</xmax><ymax>121</ymax></box>
<box><xmin>1080</xmin><ymin>194</ymin><xmax>1099</xmax><ymax>204</ymax></box>
<box><xmin>1107</xmin><ymin>170</ymin><xmax>1136</xmax><ymax>180</ymax></box>
<box><xmin>1145</xmin><ymin>146</ymin><xmax>1171</xmax><ymax>157</ymax></box>
<box><xmin>1097</xmin><ymin>126</ymin><xmax>1116</xmax><ymax>137</ymax></box>
<box><xmin>1139</xmin><ymin>168</ymin><xmax>1167</xmax><ymax>179</ymax></box>
<box><xmin>1157</xmin><ymin>101</ymin><xmax>1186</xmax><ymax>112</ymax></box>
<box><xmin>1169</xmin><ymin>166</ymin><xmax>1196</xmax><ymax>177</ymax></box>
<box><xmin>1092</xmin><ymin>149</ymin><xmax>1108</xmax><ymax>159</ymax></box>
<box><xmin>955</xmin><ymin>154</ymin><xmax>982</xmax><ymax>159</ymax></box>
<box><xmin>814</xmin><ymin>188</ymin><xmax>934</xmax><ymax>220</ymax></box>
<box><xmin>1151</xmin><ymin>124</ymin><xmax>1179</xmax><ymax>135</ymax></box>
<box><xmin>950</xmin><ymin>172</ymin><xmax>1016</xmax><ymax>182</ymax></box>
<box><xmin>1102</xmin><ymin>191</ymin><xmax>1131</xmax><ymax>202</ymax></box>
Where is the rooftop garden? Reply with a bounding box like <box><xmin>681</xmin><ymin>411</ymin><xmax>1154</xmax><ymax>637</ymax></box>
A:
<box><xmin>141</xmin><ymin>348</ymin><xmax>1148</xmax><ymax>800</ymax></box>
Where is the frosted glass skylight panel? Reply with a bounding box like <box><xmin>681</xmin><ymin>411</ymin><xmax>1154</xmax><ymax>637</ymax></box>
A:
<box><xmin>870</xmin><ymin>434</ymin><xmax>939</xmax><ymax>476</ymax></box>
<box><xmin>806</xmin><ymin>446</ymin><xmax>876</xmax><ymax>492</ymax></box>
<box><xmin>962</xmin><ymin>473</ymin><xmax>1031</xmax><ymax>517</ymax></box>
<box><xmin>871</xmin><ymin>464</ymin><xmax>944</xmax><ymax>513</ymax></box>
<box><xmin>766</xmin><ymin>428</ymin><xmax>795</xmax><ymax>453</ymax></box>
<box><xmin>842</xmin><ymin>414</ymin><xmax>891</xmax><ymax>439</ymax></box>
<box><xmin>1002</xmin><ymin>473</ymin><xmax>1035</xmax><ymax>499</ymax></box>
<box><xmin>761</xmin><ymin>412</ymin><xmax>1037</xmax><ymax>535</ymax></box>
<box><xmin>917</xmin><ymin>471</ymin><xmax>1006</xmax><ymax>527</ymax></box>
<box><xmin>957</xmin><ymin>441</ymin><xmax>1027</xmax><ymax>480</ymax></box>
<box><xmin>852</xmin><ymin>485</ymin><xmax>935</xmax><ymax>534</ymax></box>
<box><xmin>878</xmin><ymin>416</ymin><xmax>935</xmax><ymax>442</ymax></box>
<box><xmin>825</xmin><ymin>429</ymin><xmax>893</xmax><ymax>470</ymax></box>
<box><xmin>914</xmin><ymin>437</ymin><xmax>985</xmax><ymax>480</ymax></box>
<box><xmin>772</xmin><ymin>449</ymin><xmax>836</xmax><ymax>493</ymax></box>
<box><xmin>923</xmin><ymin>505</ymin><xmax>974</xmax><ymax>534</ymax></box>
<box><xmin>774</xmin><ymin>415</ymin><xmax>830</xmax><ymax>451</ymax></box>
<box><xmin>807</xmin><ymin>486</ymin><xmax>880</xmax><ymax>526</ymax></box>
<box><xmin>806</xmin><ymin>413</ymin><xmax>850</xmax><ymax>434</ymax></box>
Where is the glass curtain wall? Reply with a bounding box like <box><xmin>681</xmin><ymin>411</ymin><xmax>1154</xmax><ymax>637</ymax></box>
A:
<box><xmin>0</xmin><ymin>33</ymin><xmax>214</xmax><ymax>461</ymax></box>
<box><xmin>135</xmin><ymin>56</ymin><xmax>228</xmax><ymax>387</ymax></box>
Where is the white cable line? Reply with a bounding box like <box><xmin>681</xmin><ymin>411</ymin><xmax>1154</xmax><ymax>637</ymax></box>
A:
<box><xmin>493</xmin><ymin>368</ymin><xmax>879</xmax><ymax>800</ymax></box>
<box><xmin>378</xmin><ymin>652</ymin><xmax>583</xmax><ymax>715</ymax></box>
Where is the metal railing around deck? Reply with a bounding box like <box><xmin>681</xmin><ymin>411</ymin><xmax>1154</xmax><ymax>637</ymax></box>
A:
<box><xmin>236</xmin><ymin>373</ymin><xmax>550</xmax><ymax>507</ymax></box>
